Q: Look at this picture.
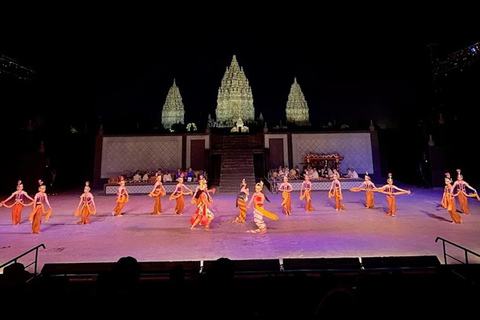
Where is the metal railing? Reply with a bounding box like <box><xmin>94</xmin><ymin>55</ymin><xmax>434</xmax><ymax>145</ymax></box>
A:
<box><xmin>0</xmin><ymin>243</ymin><xmax>46</xmax><ymax>277</ymax></box>
<box><xmin>435</xmin><ymin>237</ymin><xmax>480</xmax><ymax>265</ymax></box>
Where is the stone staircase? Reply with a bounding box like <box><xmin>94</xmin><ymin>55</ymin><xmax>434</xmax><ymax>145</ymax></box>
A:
<box><xmin>218</xmin><ymin>134</ymin><xmax>256</xmax><ymax>193</ymax></box>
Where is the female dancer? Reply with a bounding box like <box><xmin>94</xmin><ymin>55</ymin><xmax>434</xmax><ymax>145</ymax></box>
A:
<box><xmin>349</xmin><ymin>172</ymin><xmax>377</xmax><ymax>209</ymax></box>
<box><xmin>451</xmin><ymin>169</ymin><xmax>479</xmax><ymax>215</ymax></box>
<box><xmin>300</xmin><ymin>174</ymin><xmax>314</xmax><ymax>212</ymax></box>
<box><xmin>75</xmin><ymin>181</ymin><xmax>96</xmax><ymax>225</ymax></box>
<box><xmin>231</xmin><ymin>178</ymin><xmax>249</xmax><ymax>223</ymax></box>
<box><xmin>278</xmin><ymin>176</ymin><xmax>293</xmax><ymax>215</ymax></box>
<box><xmin>374</xmin><ymin>173</ymin><xmax>411</xmax><ymax>217</ymax></box>
<box><xmin>1</xmin><ymin>180</ymin><xmax>34</xmax><ymax>225</ymax></box>
<box><xmin>246</xmin><ymin>181</ymin><xmax>277</xmax><ymax>234</ymax></box>
<box><xmin>112</xmin><ymin>176</ymin><xmax>129</xmax><ymax>216</ymax></box>
<box><xmin>190</xmin><ymin>178</ymin><xmax>214</xmax><ymax>230</ymax></box>
<box><xmin>148</xmin><ymin>174</ymin><xmax>166</xmax><ymax>215</ymax></box>
<box><xmin>440</xmin><ymin>173</ymin><xmax>462</xmax><ymax>224</ymax></box>
<box><xmin>29</xmin><ymin>180</ymin><xmax>53</xmax><ymax>234</ymax></box>
<box><xmin>328</xmin><ymin>170</ymin><xmax>345</xmax><ymax>211</ymax></box>
<box><xmin>169</xmin><ymin>177</ymin><xmax>193</xmax><ymax>215</ymax></box>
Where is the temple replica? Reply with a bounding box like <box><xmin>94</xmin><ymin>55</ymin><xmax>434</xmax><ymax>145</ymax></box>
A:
<box><xmin>98</xmin><ymin>55</ymin><xmax>379</xmax><ymax>193</ymax></box>
<box><xmin>285</xmin><ymin>77</ymin><xmax>310</xmax><ymax>126</ymax></box>
<box><xmin>161</xmin><ymin>79</ymin><xmax>185</xmax><ymax>130</ymax></box>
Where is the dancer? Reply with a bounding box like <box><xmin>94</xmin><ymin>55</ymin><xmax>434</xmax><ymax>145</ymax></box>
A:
<box><xmin>300</xmin><ymin>174</ymin><xmax>314</xmax><ymax>212</ymax></box>
<box><xmin>246</xmin><ymin>181</ymin><xmax>277</xmax><ymax>234</ymax></box>
<box><xmin>451</xmin><ymin>169</ymin><xmax>479</xmax><ymax>215</ymax></box>
<box><xmin>74</xmin><ymin>181</ymin><xmax>96</xmax><ymax>225</ymax></box>
<box><xmin>0</xmin><ymin>180</ymin><xmax>34</xmax><ymax>225</ymax></box>
<box><xmin>440</xmin><ymin>173</ymin><xmax>462</xmax><ymax>224</ymax></box>
<box><xmin>190</xmin><ymin>178</ymin><xmax>214</xmax><ymax>230</ymax></box>
<box><xmin>278</xmin><ymin>176</ymin><xmax>293</xmax><ymax>215</ymax></box>
<box><xmin>29</xmin><ymin>180</ymin><xmax>53</xmax><ymax>234</ymax></box>
<box><xmin>349</xmin><ymin>172</ymin><xmax>377</xmax><ymax>208</ymax></box>
<box><xmin>231</xmin><ymin>178</ymin><xmax>249</xmax><ymax>223</ymax></box>
<box><xmin>169</xmin><ymin>177</ymin><xmax>193</xmax><ymax>215</ymax></box>
<box><xmin>148</xmin><ymin>174</ymin><xmax>166</xmax><ymax>215</ymax></box>
<box><xmin>328</xmin><ymin>170</ymin><xmax>345</xmax><ymax>211</ymax></box>
<box><xmin>112</xmin><ymin>176</ymin><xmax>129</xmax><ymax>216</ymax></box>
<box><xmin>374</xmin><ymin>173</ymin><xmax>411</xmax><ymax>217</ymax></box>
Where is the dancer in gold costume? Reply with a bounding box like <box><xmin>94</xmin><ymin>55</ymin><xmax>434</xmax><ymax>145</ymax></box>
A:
<box><xmin>112</xmin><ymin>176</ymin><xmax>129</xmax><ymax>216</ymax></box>
<box><xmin>29</xmin><ymin>180</ymin><xmax>53</xmax><ymax>234</ymax></box>
<box><xmin>74</xmin><ymin>181</ymin><xmax>96</xmax><ymax>225</ymax></box>
<box><xmin>148</xmin><ymin>174</ymin><xmax>166</xmax><ymax>215</ymax></box>
<box><xmin>374</xmin><ymin>173</ymin><xmax>411</xmax><ymax>217</ymax></box>
<box><xmin>231</xmin><ymin>178</ymin><xmax>249</xmax><ymax>223</ymax></box>
<box><xmin>349</xmin><ymin>172</ymin><xmax>377</xmax><ymax>209</ymax></box>
<box><xmin>1</xmin><ymin>180</ymin><xmax>34</xmax><ymax>225</ymax></box>
<box><xmin>300</xmin><ymin>174</ymin><xmax>314</xmax><ymax>212</ymax></box>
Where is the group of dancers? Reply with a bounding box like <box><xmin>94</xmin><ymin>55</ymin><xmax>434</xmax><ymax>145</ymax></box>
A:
<box><xmin>1</xmin><ymin>169</ymin><xmax>478</xmax><ymax>234</ymax></box>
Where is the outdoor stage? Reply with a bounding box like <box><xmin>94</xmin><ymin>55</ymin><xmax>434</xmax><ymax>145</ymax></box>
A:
<box><xmin>1</xmin><ymin>183</ymin><xmax>480</xmax><ymax>275</ymax></box>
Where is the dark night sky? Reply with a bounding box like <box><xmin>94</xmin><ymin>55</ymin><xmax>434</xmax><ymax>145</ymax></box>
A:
<box><xmin>1</xmin><ymin>5</ymin><xmax>479</xmax><ymax>191</ymax></box>
<box><xmin>2</xmin><ymin>6</ymin><xmax>479</xmax><ymax>132</ymax></box>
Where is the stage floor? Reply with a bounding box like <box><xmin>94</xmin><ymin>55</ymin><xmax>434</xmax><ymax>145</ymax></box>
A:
<box><xmin>1</xmin><ymin>184</ymin><xmax>480</xmax><ymax>273</ymax></box>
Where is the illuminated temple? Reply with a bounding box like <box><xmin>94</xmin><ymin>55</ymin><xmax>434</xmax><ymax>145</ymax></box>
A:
<box><xmin>160</xmin><ymin>55</ymin><xmax>311</xmax><ymax>130</ymax></box>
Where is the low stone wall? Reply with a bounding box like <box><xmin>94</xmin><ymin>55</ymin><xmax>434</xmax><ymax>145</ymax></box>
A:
<box><xmin>103</xmin><ymin>182</ymin><xmax>199</xmax><ymax>195</ymax></box>
<box><xmin>264</xmin><ymin>178</ymin><xmax>363</xmax><ymax>192</ymax></box>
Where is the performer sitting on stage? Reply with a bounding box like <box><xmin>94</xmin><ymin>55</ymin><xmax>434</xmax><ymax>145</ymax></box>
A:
<box><xmin>1</xmin><ymin>180</ymin><xmax>34</xmax><ymax>225</ymax></box>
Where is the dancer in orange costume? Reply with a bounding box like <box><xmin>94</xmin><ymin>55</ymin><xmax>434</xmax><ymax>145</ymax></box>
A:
<box><xmin>278</xmin><ymin>176</ymin><xmax>293</xmax><ymax>215</ymax></box>
<box><xmin>246</xmin><ymin>181</ymin><xmax>276</xmax><ymax>234</ymax></box>
<box><xmin>328</xmin><ymin>170</ymin><xmax>345</xmax><ymax>211</ymax></box>
<box><xmin>74</xmin><ymin>181</ymin><xmax>96</xmax><ymax>225</ymax></box>
<box><xmin>112</xmin><ymin>176</ymin><xmax>129</xmax><ymax>216</ymax></box>
<box><xmin>300</xmin><ymin>174</ymin><xmax>314</xmax><ymax>212</ymax></box>
<box><xmin>29</xmin><ymin>180</ymin><xmax>53</xmax><ymax>234</ymax></box>
<box><xmin>148</xmin><ymin>174</ymin><xmax>166</xmax><ymax>215</ymax></box>
<box><xmin>451</xmin><ymin>169</ymin><xmax>479</xmax><ymax>215</ymax></box>
<box><xmin>349</xmin><ymin>172</ymin><xmax>377</xmax><ymax>209</ymax></box>
<box><xmin>374</xmin><ymin>173</ymin><xmax>411</xmax><ymax>217</ymax></box>
<box><xmin>190</xmin><ymin>178</ymin><xmax>214</xmax><ymax>230</ymax></box>
<box><xmin>231</xmin><ymin>178</ymin><xmax>249</xmax><ymax>223</ymax></box>
<box><xmin>440</xmin><ymin>173</ymin><xmax>462</xmax><ymax>224</ymax></box>
<box><xmin>169</xmin><ymin>177</ymin><xmax>193</xmax><ymax>215</ymax></box>
<box><xmin>1</xmin><ymin>180</ymin><xmax>34</xmax><ymax>225</ymax></box>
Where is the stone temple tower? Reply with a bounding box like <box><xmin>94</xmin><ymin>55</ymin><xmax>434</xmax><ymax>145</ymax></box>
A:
<box><xmin>215</xmin><ymin>55</ymin><xmax>255</xmax><ymax>127</ymax></box>
<box><xmin>285</xmin><ymin>77</ymin><xmax>310</xmax><ymax>126</ymax></box>
<box><xmin>161</xmin><ymin>79</ymin><xmax>185</xmax><ymax>130</ymax></box>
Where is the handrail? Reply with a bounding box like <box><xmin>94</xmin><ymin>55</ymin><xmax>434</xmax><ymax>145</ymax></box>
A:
<box><xmin>435</xmin><ymin>237</ymin><xmax>480</xmax><ymax>265</ymax></box>
<box><xmin>0</xmin><ymin>243</ymin><xmax>46</xmax><ymax>276</ymax></box>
